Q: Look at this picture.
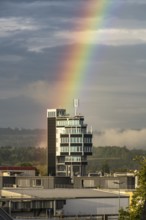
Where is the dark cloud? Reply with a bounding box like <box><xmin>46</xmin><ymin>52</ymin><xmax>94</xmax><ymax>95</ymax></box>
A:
<box><xmin>1</xmin><ymin>0</ymin><xmax>145</xmax><ymax>30</ymax></box>
<box><xmin>113</xmin><ymin>2</ymin><xmax>146</xmax><ymax>21</ymax></box>
<box><xmin>0</xmin><ymin>0</ymin><xmax>81</xmax><ymax>19</ymax></box>
<box><xmin>0</xmin><ymin>96</ymin><xmax>48</xmax><ymax>128</ymax></box>
<box><xmin>0</xmin><ymin>0</ymin><xmax>146</xmax><ymax>131</ymax></box>
<box><xmin>0</xmin><ymin>40</ymin><xmax>73</xmax><ymax>84</ymax></box>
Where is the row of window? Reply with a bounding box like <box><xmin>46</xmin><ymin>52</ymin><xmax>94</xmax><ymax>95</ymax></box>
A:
<box><xmin>65</xmin><ymin>156</ymin><xmax>81</xmax><ymax>162</ymax></box>
<box><xmin>61</xmin><ymin>146</ymin><xmax>82</xmax><ymax>152</ymax></box>
<box><xmin>47</xmin><ymin>111</ymin><xmax>56</xmax><ymax>117</ymax></box>
<box><xmin>65</xmin><ymin>127</ymin><xmax>86</xmax><ymax>134</ymax></box>
<box><xmin>61</xmin><ymin>137</ymin><xmax>92</xmax><ymax>144</ymax></box>
<box><xmin>12</xmin><ymin>200</ymin><xmax>50</xmax><ymax>210</ymax></box>
<box><xmin>61</xmin><ymin>137</ymin><xmax>82</xmax><ymax>143</ymax></box>
<box><xmin>57</xmin><ymin>119</ymin><xmax>83</xmax><ymax>126</ymax></box>
<box><xmin>18</xmin><ymin>179</ymin><xmax>42</xmax><ymax>187</ymax></box>
<box><xmin>61</xmin><ymin>146</ymin><xmax>92</xmax><ymax>153</ymax></box>
<box><xmin>84</xmin><ymin>137</ymin><xmax>92</xmax><ymax>143</ymax></box>
<box><xmin>57</xmin><ymin>165</ymin><xmax>65</xmax><ymax>171</ymax></box>
<box><xmin>84</xmin><ymin>146</ymin><xmax>92</xmax><ymax>153</ymax></box>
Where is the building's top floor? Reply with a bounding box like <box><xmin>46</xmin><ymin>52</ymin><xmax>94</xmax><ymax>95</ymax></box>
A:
<box><xmin>47</xmin><ymin>108</ymin><xmax>93</xmax><ymax>136</ymax></box>
<box><xmin>47</xmin><ymin>109</ymin><xmax>84</xmax><ymax>118</ymax></box>
<box><xmin>47</xmin><ymin>108</ymin><xmax>86</xmax><ymax>127</ymax></box>
<box><xmin>47</xmin><ymin>109</ymin><xmax>67</xmax><ymax>118</ymax></box>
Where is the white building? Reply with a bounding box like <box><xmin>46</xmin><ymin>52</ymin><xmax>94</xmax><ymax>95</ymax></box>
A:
<box><xmin>47</xmin><ymin>106</ymin><xmax>92</xmax><ymax>177</ymax></box>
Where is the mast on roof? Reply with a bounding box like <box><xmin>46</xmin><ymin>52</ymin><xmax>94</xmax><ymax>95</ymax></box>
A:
<box><xmin>74</xmin><ymin>98</ymin><xmax>79</xmax><ymax>116</ymax></box>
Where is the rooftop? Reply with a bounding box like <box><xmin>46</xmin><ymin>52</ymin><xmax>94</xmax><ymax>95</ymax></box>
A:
<box><xmin>2</xmin><ymin>188</ymin><xmax>129</xmax><ymax>200</ymax></box>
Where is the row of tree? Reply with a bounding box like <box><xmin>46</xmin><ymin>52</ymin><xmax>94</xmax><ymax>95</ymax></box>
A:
<box><xmin>119</xmin><ymin>156</ymin><xmax>146</xmax><ymax>219</ymax></box>
<box><xmin>0</xmin><ymin>146</ymin><xmax>146</xmax><ymax>174</ymax></box>
<box><xmin>0</xmin><ymin>146</ymin><xmax>47</xmax><ymax>175</ymax></box>
<box><xmin>87</xmin><ymin>146</ymin><xmax>146</xmax><ymax>173</ymax></box>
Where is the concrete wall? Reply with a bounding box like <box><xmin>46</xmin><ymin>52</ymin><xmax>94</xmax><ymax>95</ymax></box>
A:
<box><xmin>0</xmin><ymin>175</ymin><xmax>135</xmax><ymax>190</ymax></box>
<box><xmin>15</xmin><ymin>176</ymin><xmax>71</xmax><ymax>189</ymax></box>
<box><xmin>15</xmin><ymin>176</ymin><xmax>54</xmax><ymax>189</ymax></box>
<box><xmin>73</xmin><ymin>176</ymin><xmax>135</xmax><ymax>189</ymax></box>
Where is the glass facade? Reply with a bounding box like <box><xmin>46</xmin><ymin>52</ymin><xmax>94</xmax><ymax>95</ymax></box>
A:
<box><xmin>47</xmin><ymin>108</ymin><xmax>92</xmax><ymax>177</ymax></box>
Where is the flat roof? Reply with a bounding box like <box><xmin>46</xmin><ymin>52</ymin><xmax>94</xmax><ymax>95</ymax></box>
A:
<box><xmin>3</xmin><ymin>188</ymin><xmax>129</xmax><ymax>200</ymax></box>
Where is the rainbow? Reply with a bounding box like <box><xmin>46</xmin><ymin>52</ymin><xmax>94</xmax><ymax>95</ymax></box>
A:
<box><xmin>54</xmin><ymin>0</ymin><xmax>119</xmax><ymax>110</ymax></box>
<box><xmin>39</xmin><ymin>0</ymin><xmax>120</xmax><ymax>146</ymax></box>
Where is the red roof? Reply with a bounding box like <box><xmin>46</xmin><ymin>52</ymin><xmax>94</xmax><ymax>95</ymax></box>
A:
<box><xmin>0</xmin><ymin>166</ymin><xmax>36</xmax><ymax>171</ymax></box>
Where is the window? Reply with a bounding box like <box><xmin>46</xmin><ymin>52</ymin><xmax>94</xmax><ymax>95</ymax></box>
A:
<box><xmin>84</xmin><ymin>147</ymin><xmax>92</xmax><ymax>152</ymax></box>
<box><xmin>65</xmin><ymin>156</ymin><xmax>81</xmax><ymax>162</ymax></box>
<box><xmin>84</xmin><ymin>137</ymin><xmax>92</xmax><ymax>143</ymax></box>
<box><xmin>70</xmin><ymin>137</ymin><xmax>82</xmax><ymax>143</ymax></box>
<box><xmin>32</xmin><ymin>179</ymin><xmax>42</xmax><ymax>187</ymax></box>
<box><xmin>36</xmin><ymin>179</ymin><xmax>41</xmax><ymax>186</ymax></box>
<box><xmin>61</xmin><ymin>137</ymin><xmax>69</xmax><ymax>143</ymax></box>
<box><xmin>18</xmin><ymin>179</ymin><xmax>30</xmax><ymax>187</ymax></box>
<box><xmin>70</xmin><ymin>146</ymin><xmax>82</xmax><ymax>152</ymax></box>
<box><xmin>61</xmin><ymin>147</ymin><xmax>69</xmax><ymax>152</ymax></box>
<box><xmin>48</xmin><ymin>111</ymin><xmax>56</xmax><ymax>117</ymax></box>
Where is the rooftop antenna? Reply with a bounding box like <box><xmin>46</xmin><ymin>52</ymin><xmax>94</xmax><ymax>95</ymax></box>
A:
<box><xmin>74</xmin><ymin>98</ymin><xmax>79</xmax><ymax>116</ymax></box>
<box><xmin>90</xmin><ymin>125</ymin><xmax>93</xmax><ymax>133</ymax></box>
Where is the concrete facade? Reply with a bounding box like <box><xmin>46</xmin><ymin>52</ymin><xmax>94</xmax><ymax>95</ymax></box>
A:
<box><xmin>0</xmin><ymin>175</ymin><xmax>135</xmax><ymax>190</ymax></box>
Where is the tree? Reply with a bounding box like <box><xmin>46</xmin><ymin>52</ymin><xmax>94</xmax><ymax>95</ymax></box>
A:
<box><xmin>101</xmin><ymin>161</ymin><xmax>110</xmax><ymax>175</ymax></box>
<box><xmin>119</xmin><ymin>156</ymin><xmax>146</xmax><ymax>220</ymax></box>
<box><xmin>119</xmin><ymin>208</ymin><xmax>130</xmax><ymax>220</ymax></box>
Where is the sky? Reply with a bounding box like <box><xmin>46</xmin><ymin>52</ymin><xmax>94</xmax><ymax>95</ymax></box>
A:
<box><xmin>0</xmin><ymin>0</ymin><xmax>146</xmax><ymax>148</ymax></box>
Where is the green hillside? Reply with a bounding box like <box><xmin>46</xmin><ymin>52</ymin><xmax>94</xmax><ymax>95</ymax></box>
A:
<box><xmin>88</xmin><ymin>146</ymin><xmax>146</xmax><ymax>173</ymax></box>
<box><xmin>0</xmin><ymin>128</ymin><xmax>145</xmax><ymax>173</ymax></box>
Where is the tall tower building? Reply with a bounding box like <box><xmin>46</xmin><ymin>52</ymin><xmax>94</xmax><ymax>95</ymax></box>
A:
<box><xmin>47</xmin><ymin>106</ymin><xmax>92</xmax><ymax>177</ymax></box>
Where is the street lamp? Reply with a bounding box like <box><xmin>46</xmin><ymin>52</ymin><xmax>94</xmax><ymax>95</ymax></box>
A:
<box><xmin>114</xmin><ymin>180</ymin><xmax>124</xmax><ymax>211</ymax></box>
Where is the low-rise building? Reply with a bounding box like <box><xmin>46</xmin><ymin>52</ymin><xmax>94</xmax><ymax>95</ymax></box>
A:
<box><xmin>1</xmin><ymin>188</ymin><xmax>129</xmax><ymax>219</ymax></box>
<box><xmin>0</xmin><ymin>166</ymin><xmax>36</xmax><ymax>177</ymax></box>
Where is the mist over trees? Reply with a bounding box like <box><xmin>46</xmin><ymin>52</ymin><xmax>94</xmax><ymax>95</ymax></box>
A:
<box><xmin>0</xmin><ymin>128</ymin><xmax>46</xmax><ymax>148</ymax></box>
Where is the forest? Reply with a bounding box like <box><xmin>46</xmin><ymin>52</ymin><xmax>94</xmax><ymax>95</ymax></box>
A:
<box><xmin>0</xmin><ymin>128</ymin><xmax>145</xmax><ymax>175</ymax></box>
<box><xmin>0</xmin><ymin>145</ymin><xmax>145</xmax><ymax>175</ymax></box>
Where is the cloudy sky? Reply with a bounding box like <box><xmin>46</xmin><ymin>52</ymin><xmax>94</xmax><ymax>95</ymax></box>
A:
<box><xmin>0</xmin><ymin>0</ymin><xmax>146</xmax><ymax>148</ymax></box>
